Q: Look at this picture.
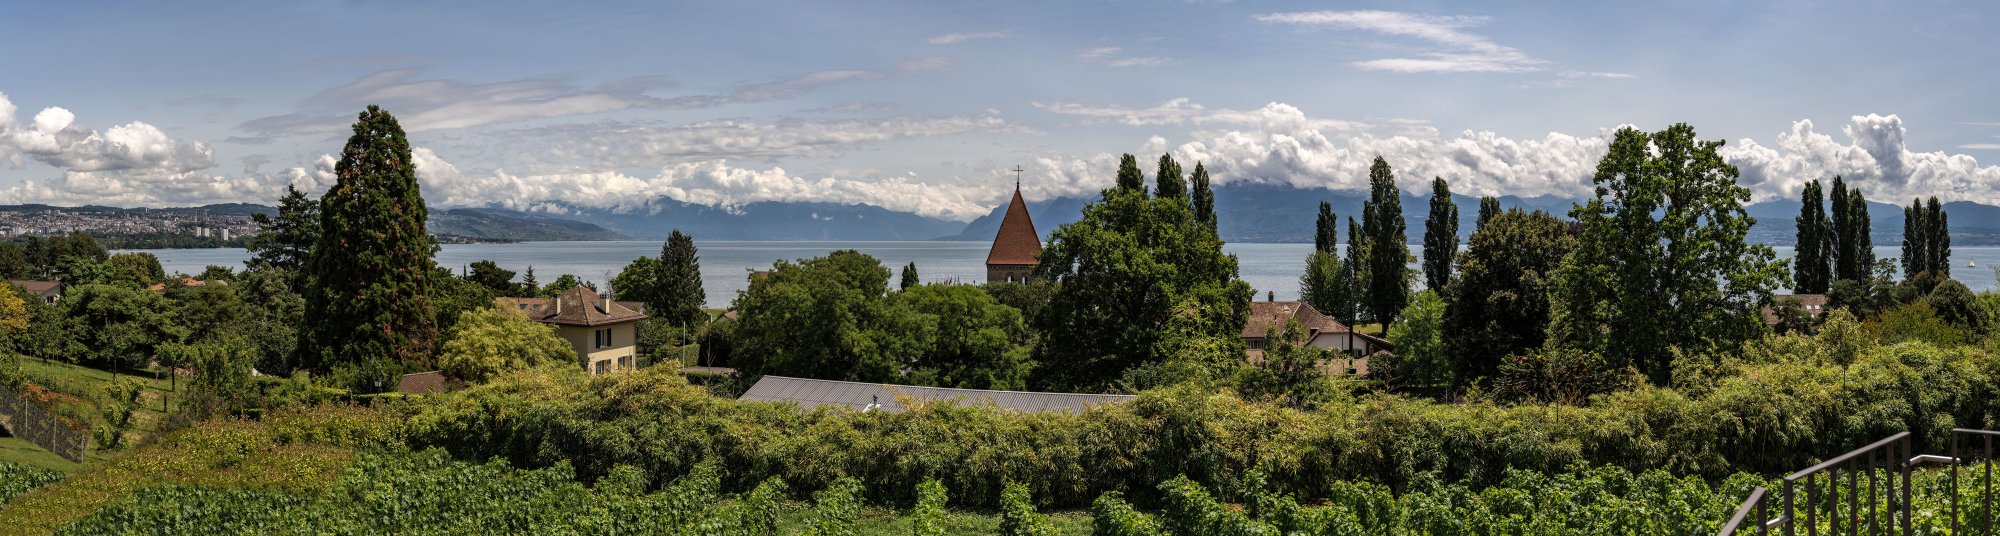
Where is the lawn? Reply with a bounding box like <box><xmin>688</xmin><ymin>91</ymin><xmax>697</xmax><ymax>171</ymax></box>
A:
<box><xmin>6</xmin><ymin>359</ymin><xmax>178</xmax><ymax>467</ymax></box>
<box><xmin>0</xmin><ymin>435</ymin><xmax>82</xmax><ymax>473</ymax></box>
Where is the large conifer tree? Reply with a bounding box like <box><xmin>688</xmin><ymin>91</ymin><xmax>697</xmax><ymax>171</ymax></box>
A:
<box><xmin>247</xmin><ymin>185</ymin><xmax>321</xmax><ymax>279</ymax></box>
<box><xmin>301</xmin><ymin>105</ymin><xmax>438</xmax><ymax>391</ymax></box>
<box><xmin>1361</xmin><ymin>157</ymin><xmax>1409</xmax><ymax>329</ymax></box>
<box><xmin>656</xmin><ymin>229</ymin><xmax>707</xmax><ymax>327</ymax></box>
<box><xmin>1793</xmin><ymin>180</ymin><xmax>1831</xmax><ymax>293</ymax></box>
<box><xmin>1421</xmin><ymin>177</ymin><xmax>1458</xmax><ymax>292</ymax></box>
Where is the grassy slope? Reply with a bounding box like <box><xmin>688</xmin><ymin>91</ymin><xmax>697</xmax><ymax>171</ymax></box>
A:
<box><xmin>7</xmin><ymin>359</ymin><xmax>175</xmax><ymax>461</ymax></box>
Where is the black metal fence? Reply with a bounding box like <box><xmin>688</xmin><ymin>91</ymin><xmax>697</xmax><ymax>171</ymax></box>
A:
<box><xmin>0</xmin><ymin>383</ymin><xmax>89</xmax><ymax>462</ymax></box>
<box><xmin>1719</xmin><ymin>429</ymin><xmax>1999</xmax><ymax>535</ymax></box>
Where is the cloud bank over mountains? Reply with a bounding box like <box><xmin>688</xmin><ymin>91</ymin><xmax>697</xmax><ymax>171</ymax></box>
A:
<box><xmin>2</xmin><ymin>89</ymin><xmax>1996</xmax><ymax>221</ymax></box>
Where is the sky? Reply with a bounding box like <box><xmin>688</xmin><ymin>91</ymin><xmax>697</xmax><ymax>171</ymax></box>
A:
<box><xmin>1</xmin><ymin>0</ymin><xmax>1997</xmax><ymax>222</ymax></box>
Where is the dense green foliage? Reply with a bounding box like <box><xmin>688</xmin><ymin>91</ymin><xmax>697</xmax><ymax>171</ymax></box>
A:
<box><xmin>246</xmin><ymin>185</ymin><xmax>320</xmax><ymax>278</ymax></box>
<box><xmin>900</xmin><ymin>262</ymin><xmax>919</xmax><ymax>291</ymax></box>
<box><xmin>1475</xmin><ymin>196</ymin><xmax>1500</xmax><ymax>229</ymax></box>
<box><xmin>1153</xmin><ymin>154</ymin><xmax>1185</xmax><ymax>202</ymax></box>
<box><xmin>1444</xmin><ymin>209</ymin><xmax>1573</xmax><ymax>384</ymax></box>
<box><xmin>1830</xmin><ymin>177</ymin><xmax>1876</xmax><ymax>283</ymax></box>
<box><xmin>436</xmin><ymin>306</ymin><xmax>575</xmax><ymax>382</ymax></box>
<box><xmin>1548</xmin><ymin>124</ymin><xmax>1784</xmax><ymax>384</ymax></box>
<box><xmin>1189</xmin><ymin>162</ymin><xmax>1216</xmax><ymax>232</ymax></box>
<box><xmin>302</xmin><ymin>106</ymin><xmax>438</xmax><ymax>391</ymax></box>
<box><xmin>1359</xmin><ymin>157</ymin><xmax>1409</xmax><ymax>328</ymax></box>
<box><xmin>0</xmin><ymin>461</ymin><xmax>63</xmax><ymax>505</ymax></box>
<box><xmin>465</xmin><ymin>260</ymin><xmax>519</xmax><ymax>294</ymax></box>
<box><xmin>1312</xmin><ymin>201</ymin><xmax>1337</xmax><ymax>254</ymax></box>
<box><xmin>1421</xmin><ymin>177</ymin><xmax>1458</xmax><ymax>293</ymax></box>
<box><xmin>1033</xmin><ymin>154</ymin><xmax>1252</xmax><ymax>390</ymax></box>
<box><xmin>1793</xmin><ymin>179</ymin><xmax>1833</xmax><ymax>293</ymax></box>
<box><xmin>656</xmin><ymin>230</ymin><xmax>707</xmax><ymax>327</ymax></box>
<box><xmin>1383</xmin><ymin>290</ymin><xmax>1447</xmax><ymax>387</ymax></box>
<box><xmin>1903</xmin><ymin>196</ymin><xmax>1952</xmax><ymax>279</ymax></box>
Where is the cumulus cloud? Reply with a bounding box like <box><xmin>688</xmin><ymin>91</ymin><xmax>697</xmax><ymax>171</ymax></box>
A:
<box><xmin>413</xmin><ymin>151</ymin><xmax>997</xmax><ymax>221</ymax></box>
<box><xmin>487</xmin><ymin>113</ymin><xmax>1030</xmax><ymax>170</ymax></box>
<box><xmin>1028</xmin><ymin>102</ymin><xmax>2000</xmax><ymax>207</ymax></box>
<box><xmin>0</xmin><ymin>153</ymin><xmax>334</xmax><ymax>207</ymax></box>
<box><xmin>0</xmin><ymin>94</ymin><xmax>215</xmax><ymax>174</ymax></box>
<box><xmin>928</xmin><ymin>31</ymin><xmax>1007</xmax><ymax>45</ymax></box>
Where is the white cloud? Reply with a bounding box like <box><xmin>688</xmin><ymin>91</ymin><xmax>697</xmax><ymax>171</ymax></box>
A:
<box><xmin>1960</xmin><ymin>143</ymin><xmax>2000</xmax><ymax>150</ymax></box>
<box><xmin>1107</xmin><ymin>57</ymin><xmax>1176</xmax><ymax>68</ymax></box>
<box><xmin>1073</xmin><ymin>47</ymin><xmax>1173</xmax><ymax>68</ymax></box>
<box><xmin>1257</xmin><ymin>10</ymin><xmax>1546</xmax><ymax>73</ymax></box>
<box><xmin>0</xmin><ymin>93</ymin><xmax>215</xmax><ymax>174</ymax></box>
<box><xmin>928</xmin><ymin>31</ymin><xmax>1007</xmax><ymax>45</ymax></box>
<box><xmin>413</xmin><ymin>153</ymin><xmax>998</xmax><ymax>221</ymax></box>
<box><xmin>1076</xmin><ymin>47</ymin><xmax>1122</xmax><ymax>60</ymax></box>
<box><xmin>484</xmin><ymin>113</ymin><xmax>1030</xmax><ymax>170</ymax></box>
<box><xmin>1035</xmin><ymin>98</ymin><xmax>1367</xmax><ymax>132</ymax></box>
<box><xmin>1723</xmin><ymin>114</ymin><xmax>2000</xmax><ymax>204</ymax></box>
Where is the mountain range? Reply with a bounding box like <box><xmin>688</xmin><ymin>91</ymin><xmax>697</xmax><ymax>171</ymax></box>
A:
<box><xmin>29</xmin><ymin>185</ymin><xmax>2000</xmax><ymax>246</ymax></box>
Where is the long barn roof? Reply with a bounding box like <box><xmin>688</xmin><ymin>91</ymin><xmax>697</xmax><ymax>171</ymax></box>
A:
<box><xmin>739</xmin><ymin>376</ymin><xmax>1134</xmax><ymax>413</ymax></box>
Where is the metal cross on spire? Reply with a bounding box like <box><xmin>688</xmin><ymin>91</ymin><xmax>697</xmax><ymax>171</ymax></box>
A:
<box><xmin>1011</xmin><ymin>165</ymin><xmax>1024</xmax><ymax>190</ymax></box>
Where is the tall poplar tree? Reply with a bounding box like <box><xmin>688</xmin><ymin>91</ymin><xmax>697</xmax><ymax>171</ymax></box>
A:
<box><xmin>1421</xmin><ymin>177</ymin><xmax>1458</xmax><ymax>292</ymax></box>
<box><xmin>1929</xmin><ymin>196</ymin><xmax>1950</xmax><ymax>277</ymax></box>
<box><xmin>1342</xmin><ymin>216</ymin><xmax>1366</xmax><ymax>322</ymax></box>
<box><xmin>1793</xmin><ymin>180</ymin><xmax>1831</xmax><ymax>293</ymax></box>
<box><xmin>900</xmin><ymin>262</ymin><xmax>920</xmax><ymax>291</ymax></box>
<box><xmin>1361</xmin><ymin>157</ymin><xmax>1409</xmax><ymax>329</ymax></box>
<box><xmin>301</xmin><ymin>106</ymin><xmax>438</xmax><ymax>391</ymax></box>
<box><xmin>1114</xmin><ymin>154</ymin><xmax>1146</xmax><ymax>193</ymax></box>
<box><xmin>1189</xmin><ymin>162</ymin><xmax>1217</xmax><ymax>231</ymax></box>
<box><xmin>1903</xmin><ymin>198</ymin><xmax>1925</xmax><ymax>279</ymax></box>
<box><xmin>1846</xmin><ymin>189</ymin><xmax>1874</xmax><ymax>281</ymax></box>
<box><xmin>1154</xmin><ymin>154</ymin><xmax>1186</xmax><ymax>202</ymax></box>
<box><xmin>1313</xmin><ymin>202</ymin><xmax>1338</xmax><ymax>253</ymax></box>
<box><xmin>656</xmin><ymin>229</ymin><xmax>707</xmax><ymax>327</ymax></box>
<box><xmin>1476</xmin><ymin>196</ymin><xmax>1502</xmax><ymax>229</ymax></box>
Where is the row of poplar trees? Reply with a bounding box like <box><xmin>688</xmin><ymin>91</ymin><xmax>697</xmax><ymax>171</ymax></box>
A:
<box><xmin>1299</xmin><ymin>157</ymin><xmax>1466</xmax><ymax>332</ymax></box>
<box><xmin>1791</xmin><ymin>177</ymin><xmax>1880</xmax><ymax>293</ymax></box>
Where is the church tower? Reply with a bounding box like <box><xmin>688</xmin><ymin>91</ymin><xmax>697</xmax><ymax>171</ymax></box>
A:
<box><xmin>986</xmin><ymin>176</ymin><xmax>1041</xmax><ymax>283</ymax></box>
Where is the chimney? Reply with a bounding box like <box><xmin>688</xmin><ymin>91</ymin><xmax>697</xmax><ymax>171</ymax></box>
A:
<box><xmin>1267</xmin><ymin>291</ymin><xmax>1275</xmax><ymax>302</ymax></box>
<box><xmin>556</xmin><ymin>295</ymin><xmax>563</xmax><ymax>314</ymax></box>
<box><xmin>602</xmin><ymin>294</ymin><xmax>610</xmax><ymax>313</ymax></box>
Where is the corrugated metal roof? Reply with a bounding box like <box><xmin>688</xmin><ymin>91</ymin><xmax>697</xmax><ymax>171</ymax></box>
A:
<box><xmin>738</xmin><ymin>376</ymin><xmax>1136</xmax><ymax>413</ymax></box>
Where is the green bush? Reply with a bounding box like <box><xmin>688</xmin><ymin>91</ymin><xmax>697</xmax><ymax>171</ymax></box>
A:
<box><xmin>998</xmin><ymin>482</ymin><xmax>1057</xmax><ymax>536</ymax></box>
<box><xmin>910</xmin><ymin>479</ymin><xmax>949</xmax><ymax>536</ymax></box>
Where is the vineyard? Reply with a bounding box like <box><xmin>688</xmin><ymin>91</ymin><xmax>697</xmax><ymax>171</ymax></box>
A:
<box><xmin>0</xmin><ymin>461</ymin><xmax>63</xmax><ymax>505</ymax></box>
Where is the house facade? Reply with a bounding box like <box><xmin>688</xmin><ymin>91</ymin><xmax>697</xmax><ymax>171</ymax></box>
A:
<box><xmin>499</xmin><ymin>286</ymin><xmax>647</xmax><ymax>374</ymax></box>
<box><xmin>8</xmin><ymin>280</ymin><xmax>61</xmax><ymax>304</ymax></box>
<box><xmin>1241</xmin><ymin>298</ymin><xmax>1390</xmax><ymax>376</ymax></box>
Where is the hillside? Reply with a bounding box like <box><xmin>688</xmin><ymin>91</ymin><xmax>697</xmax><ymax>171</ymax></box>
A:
<box><xmin>426</xmin><ymin>208</ymin><xmax>626</xmax><ymax>241</ymax></box>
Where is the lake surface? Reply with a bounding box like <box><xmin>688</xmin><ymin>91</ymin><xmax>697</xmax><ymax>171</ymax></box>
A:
<box><xmin>127</xmin><ymin>242</ymin><xmax>2000</xmax><ymax>308</ymax></box>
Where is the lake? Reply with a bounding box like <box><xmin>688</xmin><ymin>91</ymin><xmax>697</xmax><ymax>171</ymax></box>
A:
<box><xmin>126</xmin><ymin>242</ymin><xmax>2000</xmax><ymax>308</ymax></box>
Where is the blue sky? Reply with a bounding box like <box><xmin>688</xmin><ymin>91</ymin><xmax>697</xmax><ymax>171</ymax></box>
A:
<box><xmin>1</xmin><ymin>0</ymin><xmax>1995</xmax><ymax>220</ymax></box>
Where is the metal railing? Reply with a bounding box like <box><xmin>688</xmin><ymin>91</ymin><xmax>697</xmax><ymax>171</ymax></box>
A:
<box><xmin>1719</xmin><ymin>429</ymin><xmax>2000</xmax><ymax>535</ymax></box>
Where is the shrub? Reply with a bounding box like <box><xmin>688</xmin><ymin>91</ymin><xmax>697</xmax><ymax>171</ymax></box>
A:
<box><xmin>909</xmin><ymin>479</ymin><xmax>949</xmax><ymax>536</ymax></box>
<box><xmin>998</xmin><ymin>482</ymin><xmax>1057</xmax><ymax>536</ymax></box>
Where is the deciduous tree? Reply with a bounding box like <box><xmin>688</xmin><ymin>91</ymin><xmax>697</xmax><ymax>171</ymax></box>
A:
<box><xmin>436</xmin><ymin>306</ymin><xmax>575</xmax><ymax>382</ymax></box>
<box><xmin>1154</xmin><ymin>154</ymin><xmax>1186</xmax><ymax>201</ymax></box>
<box><xmin>1446</xmin><ymin>209</ymin><xmax>1574</xmax><ymax>383</ymax></box>
<box><xmin>1360</xmin><ymin>157</ymin><xmax>1409</xmax><ymax>329</ymax></box>
<box><xmin>1189</xmin><ymin>162</ymin><xmax>1216</xmax><ymax>231</ymax></box>
<box><xmin>1793</xmin><ymin>180</ymin><xmax>1832</xmax><ymax>293</ymax></box>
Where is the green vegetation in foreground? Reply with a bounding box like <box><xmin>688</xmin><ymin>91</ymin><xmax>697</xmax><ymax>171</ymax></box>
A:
<box><xmin>12</xmin><ymin>359</ymin><xmax>174</xmax><ymax>457</ymax></box>
<box><xmin>0</xmin><ymin>437</ymin><xmax>82</xmax><ymax>473</ymax></box>
<box><xmin>0</xmin><ymin>460</ymin><xmax>64</xmax><ymax>505</ymax></box>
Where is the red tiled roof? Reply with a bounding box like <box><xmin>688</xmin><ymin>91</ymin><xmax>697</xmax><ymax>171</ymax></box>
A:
<box><xmin>1241</xmin><ymin>300</ymin><xmax>1349</xmax><ymax>339</ymax></box>
<box><xmin>514</xmin><ymin>286</ymin><xmax>647</xmax><ymax>327</ymax></box>
<box><xmin>986</xmin><ymin>187</ymin><xmax>1041</xmax><ymax>267</ymax></box>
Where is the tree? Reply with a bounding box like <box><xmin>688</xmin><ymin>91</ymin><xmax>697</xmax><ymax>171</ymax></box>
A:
<box><xmin>1793</xmin><ymin>180</ymin><xmax>1832</xmax><ymax>293</ymax></box>
<box><xmin>1906</xmin><ymin>197</ymin><xmax>1950</xmax><ymax>279</ymax></box>
<box><xmin>65</xmin><ymin>284</ymin><xmax>183</xmax><ymax>373</ymax></box>
<box><xmin>1930</xmin><ymin>197</ymin><xmax>1950</xmax><ymax>277</ymax></box>
<box><xmin>436</xmin><ymin>306</ymin><xmax>574</xmax><ymax>382</ymax></box>
<box><xmin>105</xmin><ymin>252</ymin><xmax>167</xmax><ymax>288</ymax></box>
<box><xmin>895</xmin><ymin>284</ymin><xmax>1033</xmax><ymax>389</ymax></box>
<box><xmin>1546</xmin><ymin>125</ymin><xmax>1785</xmax><ymax>384</ymax></box>
<box><xmin>1846</xmin><ymin>188</ymin><xmax>1874</xmax><ymax>282</ymax></box>
<box><xmin>1189</xmin><ymin>162</ymin><xmax>1216</xmax><ymax>231</ymax></box>
<box><xmin>656</xmin><ymin>230</ymin><xmax>707</xmax><ymax>327</ymax></box>
<box><xmin>1421</xmin><ymin>177</ymin><xmax>1458</xmax><ymax>292</ymax></box>
<box><xmin>900</xmin><ymin>262</ymin><xmax>920</xmax><ymax>291</ymax></box>
<box><xmin>520</xmin><ymin>266</ymin><xmax>539</xmax><ymax>296</ymax></box>
<box><xmin>1033</xmin><ymin>155</ymin><xmax>1252</xmax><ymax>390</ymax></box>
<box><xmin>301</xmin><ymin>106</ymin><xmax>439</xmax><ymax>391</ymax></box>
<box><xmin>430</xmin><ymin>268</ymin><xmax>497</xmax><ymax>338</ymax></box>
<box><xmin>1382</xmin><ymin>290</ymin><xmax>1447</xmax><ymax>387</ymax></box>
<box><xmin>542</xmin><ymin>274</ymin><xmax>595</xmax><ymax>297</ymax></box>
<box><xmin>733</xmin><ymin>251</ymin><xmax>923</xmax><ymax>382</ymax></box>
<box><xmin>609</xmin><ymin>256</ymin><xmax>661</xmax><ymax>303</ymax></box>
<box><xmin>231</xmin><ymin>268</ymin><xmax>304</xmax><ymax>376</ymax></box>
<box><xmin>247</xmin><ymin>185</ymin><xmax>321</xmax><ymax>278</ymax></box>
<box><xmin>1154</xmin><ymin>154</ymin><xmax>1186</xmax><ymax>201</ymax></box>
<box><xmin>466</xmin><ymin>260</ymin><xmax>519</xmax><ymax>295</ymax></box>
<box><xmin>1313</xmin><ymin>202</ymin><xmax>1338</xmax><ymax>253</ymax></box>
<box><xmin>1446</xmin><ymin>209</ymin><xmax>1574</xmax><ymax>383</ymax></box>
<box><xmin>1298</xmin><ymin>251</ymin><xmax>1341</xmax><ymax>315</ymax></box>
<box><xmin>1830</xmin><ymin>177</ymin><xmax>1853</xmax><ymax>282</ymax></box>
<box><xmin>1337</xmin><ymin>216</ymin><xmax>1364</xmax><ymax>325</ymax></box>
<box><xmin>1476</xmin><ymin>196</ymin><xmax>1502</xmax><ymax>229</ymax></box>
<box><xmin>1360</xmin><ymin>157</ymin><xmax>1409</xmax><ymax>329</ymax></box>
<box><xmin>1928</xmin><ymin>279</ymin><xmax>1984</xmax><ymax>333</ymax></box>
<box><xmin>1115</xmin><ymin>154</ymin><xmax>1146</xmax><ymax>194</ymax></box>
<box><xmin>1232</xmin><ymin>318</ymin><xmax>1338</xmax><ymax>407</ymax></box>
<box><xmin>197</xmin><ymin>265</ymin><xmax>235</xmax><ymax>282</ymax></box>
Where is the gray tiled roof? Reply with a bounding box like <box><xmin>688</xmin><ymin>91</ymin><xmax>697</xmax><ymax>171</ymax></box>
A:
<box><xmin>738</xmin><ymin>376</ymin><xmax>1136</xmax><ymax>413</ymax></box>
